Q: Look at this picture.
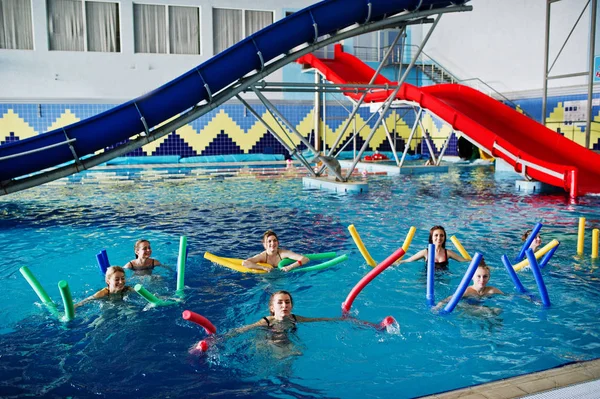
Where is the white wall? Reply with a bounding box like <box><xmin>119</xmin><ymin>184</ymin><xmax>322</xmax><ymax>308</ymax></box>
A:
<box><xmin>0</xmin><ymin>0</ymin><xmax>314</xmax><ymax>102</ymax></box>
<box><xmin>421</xmin><ymin>0</ymin><xmax>592</xmax><ymax>94</ymax></box>
<box><xmin>1</xmin><ymin>0</ymin><xmax>594</xmax><ymax>102</ymax></box>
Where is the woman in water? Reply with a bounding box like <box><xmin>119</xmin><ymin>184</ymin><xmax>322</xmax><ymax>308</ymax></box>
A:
<box><xmin>522</xmin><ymin>229</ymin><xmax>542</xmax><ymax>252</ymax></box>
<box><xmin>75</xmin><ymin>266</ymin><xmax>133</xmax><ymax>308</ymax></box>
<box><xmin>123</xmin><ymin>239</ymin><xmax>164</xmax><ymax>276</ymax></box>
<box><xmin>242</xmin><ymin>230</ymin><xmax>309</xmax><ymax>272</ymax></box>
<box><xmin>396</xmin><ymin>225</ymin><xmax>468</xmax><ymax>269</ymax></box>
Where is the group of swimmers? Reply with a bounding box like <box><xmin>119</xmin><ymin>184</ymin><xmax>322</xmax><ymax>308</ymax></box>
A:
<box><xmin>74</xmin><ymin>226</ymin><xmax>543</xmax><ymax>337</ymax></box>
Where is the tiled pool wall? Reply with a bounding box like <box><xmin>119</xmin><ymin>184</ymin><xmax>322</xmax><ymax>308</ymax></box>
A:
<box><xmin>1</xmin><ymin>94</ymin><xmax>600</xmax><ymax>161</ymax></box>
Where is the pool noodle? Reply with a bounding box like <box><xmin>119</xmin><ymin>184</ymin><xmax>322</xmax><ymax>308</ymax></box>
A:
<box><xmin>426</xmin><ymin>244</ymin><xmax>435</xmax><ymax>306</ymax></box>
<box><xmin>341</xmin><ymin>247</ymin><xmax>405</xmax><ymax>314</ymax></box>
<box><xmin>526</xmin><ymin>249</ymin><xmax>551</xmax><ymax>307</ymax></box>
<box><xmin>134</xmin><ymin>284</ymin><xmax>177</xmax><ymax>306</ymax></box>
<box><xmin>277</xmin><ymin>252</ymin><xmax>338</xmax><ymax>267</ymax></box>
<box><xmin>204</xmin><ymin>252</ymin><xmax>270</xmax><ymax>274</ymax></box>
<box><xmin>96</xmin><ymin>252</ymin><xmax>108</xmax><ymax>275</ymax></box>
<box><xmin>450</xmin><ymin>236</ymin><xmax>472</xmax><ymax>260</ymax></box>
<box><xmin>400</xmin><ymin>226</ymin><xmax>416</xmax><ymax>260</ymax></box>
<box><xmin>19</xmin><ymin>266</ymin><xmax>61</xmax><ymax>318</ymax></box>
<box><xmin>348</xmin><ymin>224</ymin><xmax>377</xmax><ymax>267</ymax></box>
<box><xmin>19</xmin><ymin>266</ymin><xmax>54</xmax><ymax>305</ymax></box>
<box><xmin>183</xmin><ymin>310</ymin><xmax>217</xmax><ymax>352</ymax></box>
<box><xmin>182</xmin><ymin>310</ymin><xmax>217</xmax><ymax>334</ymax></box>
<box><xmin>177</xmin><ymin>236</ymin><xmax>187</xmax><ymax>293</ymax></box>
<box><xmin>290</xmin><ymin>254</ymin><xmax>348</xmax><ymax>272</ymax></box>
<box><xmin>442</xmin><ymin>252</ymin><xmax>482</xmax><ymax>314</ymax></box>
<box><xmin>513</xmin><ymin>239</ymin><xmax>559</xmax><ymax>272</ymax></box>
<box><xmin>592</xmin><ymin>229</ymin><xmax>599</xmax><ymax>259</ymax></box>
<box><xmin>577</xmin><ymin>217</ymin><xmax>585</xmax><ymax>255</ymax></box>
<box><xmin>101</xmin><ymin>249</ymin><xmax>110</xmax><ymax>270</ymax></box>
<box><xmin>58</xmin><ymin>280</ymin><xmax>75</xmax><ymax>322</ymax></box>
<box><xmin>539</xmin><ymin>242</ymin><xmax>560</xmax><ymax>268</ymax></box>
<box><xmin>515</xmin><ymin>223</ymin><xmax>543</xmax><ymax>262</ymax></box>
<box><xmin>501</xmin><ymin>255</ymin><xmax>527</xmax><ymax>293</ymax></box>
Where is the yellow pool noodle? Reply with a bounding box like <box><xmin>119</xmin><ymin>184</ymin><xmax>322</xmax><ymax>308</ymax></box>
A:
<box><xmin>513</xmin><ymin>239</ymin><xmax>560</xmax><ymax>272</ymax></box>
<box><xmin>450</xmin><ymin>236</ymin><xmax>472</xmax><ymax>260</ymax></box>
<box><xmin>348</xmin><ymin>224</ymin><xmax>377</xmax><ymax>267</ymax></box>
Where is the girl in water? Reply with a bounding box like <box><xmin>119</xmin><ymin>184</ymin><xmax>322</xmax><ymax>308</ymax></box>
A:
<box><xmin>75</xmin><ymin>266</ymin><xmax>133</xmax><ymax>308</ymax></box>
<box><xmin>242</xmin><ymin>230</ymin><xmax>309</xmax><ymax>272</ymax></box>
<box><xmin>124</xmin><ymin>239</ymin><xmax>165</xmax><ymax>276</ymax></box>
<box><xmin>396</xmin><ymin>225</ymin><xmax>469</xmax><ymax>269</ymax></box>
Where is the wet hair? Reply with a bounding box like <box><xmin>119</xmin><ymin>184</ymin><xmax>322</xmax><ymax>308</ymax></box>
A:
<box><xmin>262</xmin><ymin>230</ymin><xmax>278</xmax><ymax>243</ymax></box>
<box><xmin>521</xmin><ymin>230</ymin><xmax>532</xmax><ymax>241</ymax></box>
<box><xmin>105</xmin><ymin>266</ymin><xmax>125</xmax><ymax>283</ymax></box>
<box><xmin>428</xmin><ymin>225</ymin><xmax>447</xmax><ymax>248</ymax></box>
<box><xmin>134</xmin><ymin>239</ymin><xmax>151</xmax><ymax>258</ymax></box>
<box><xmin>268</xmin><ymin>290</ymin><xmax>293</xmax><ymax>316</ymax></box>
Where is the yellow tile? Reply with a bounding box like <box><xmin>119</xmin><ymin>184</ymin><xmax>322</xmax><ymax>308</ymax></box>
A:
<box><xmin>516</xmin><ymin>378</ymin><xmax>556</xmax><ymax>394</ymax></box>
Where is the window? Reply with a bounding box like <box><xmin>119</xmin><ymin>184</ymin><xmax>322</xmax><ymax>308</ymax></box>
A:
<box><xmin>133</xmin><ymin>3</ymin><xmax>200</xmax><ymax>54</ymax></box>
<box><xmin>0</xmin><ymin>0</ymin><xmax>34</xmax><ymax>50</ymax></box>
<box><xmin>213</xmin><ymin>8</ymin><xmax>273</xmax><ymax>54</ymax></box>
<box><xmin>47</xmin><ymin>0</ymin><xmax>120</xmax><ymax>52</ymax></box>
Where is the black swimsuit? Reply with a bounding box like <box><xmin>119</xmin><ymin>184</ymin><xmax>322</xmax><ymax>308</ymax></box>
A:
<box><xmin>264</xmin><ymin>251</ymin><xmax>282</xmax><ymax>266</ymax></box>
<box><xmin>426</xmin><ymin>249</ymin><xmax>449</xmax><ymax>270</ymax></box>
<box><xmin>127</xmin><ymin>259</ymin><xmax>157</xmax><ymax>274</ymax></box>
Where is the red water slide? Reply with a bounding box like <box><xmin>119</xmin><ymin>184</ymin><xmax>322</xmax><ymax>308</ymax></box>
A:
<box><xmin>297</xmin><ymin>45</ymin><xmax>600</xmax><ymax>197</ymax></box>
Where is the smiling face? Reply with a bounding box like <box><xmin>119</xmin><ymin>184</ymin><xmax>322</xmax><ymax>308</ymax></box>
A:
<box><xmin>105</xmin><ymin>269</ymin><xmax>126</xmax><ymax>293</ymax></box>
<box><xmin>430</xmin><ymin>228</ymin><xmax>446</xmax><ymax>248</ymax></box>
<box><xmin>472</xmin><ymin>266</ymin><xmax>490</xmax><ymax>291</ymax></box>
<box><xmin>530</xmin><ymin>234</ymin><xmax>542</xmax><ymax>250</ymax></box>
<box><xmin>263</xmin><ymin>233</ymin><xmax>279</xmax><ymax>255</ymax></box>
<box><xmin>135</xmin><ymin>240</ymin><xmax>152</xmax><ymax>260</ymax></box>
<box><xmin>269</xmin><ymin>292</ymin><xmax>293</xmax><ymax>320</ymax></box>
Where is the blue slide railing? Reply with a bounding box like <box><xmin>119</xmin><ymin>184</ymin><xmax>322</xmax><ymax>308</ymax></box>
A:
<box><xmin>0</xmin><ymin>0</ymin><xmax>466</xmax><ymax>184</ymax></box>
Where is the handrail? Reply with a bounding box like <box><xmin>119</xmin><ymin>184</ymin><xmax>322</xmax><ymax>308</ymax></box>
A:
<box><xmin>0</xmin><ymin>138</ymin><xmax>77</xmax><ymax>162</ymax></box>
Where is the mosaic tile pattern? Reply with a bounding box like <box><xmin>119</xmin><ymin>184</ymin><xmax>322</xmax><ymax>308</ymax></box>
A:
<box><xmin>2</xmin><ymin>95</ymin><xmax>597</xmax><ymax>161</ymax></box>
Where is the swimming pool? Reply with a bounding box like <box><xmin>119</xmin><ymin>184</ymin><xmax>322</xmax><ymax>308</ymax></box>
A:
<box><xmin>1</xmin><ymin>166</ymin><xmax>599</xmax><ymax>398</ymax></box>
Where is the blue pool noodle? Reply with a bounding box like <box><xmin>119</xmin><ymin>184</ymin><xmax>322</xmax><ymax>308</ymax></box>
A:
<box><xmin>501</xmin><ymin>255</ymin><xmax>528</xmax><ymax>293</ymax></box>
<box><xmin>526</xmin><ymin>249</ymin><xmax>551</xmax><ymax>307</ymax></box>
<box><xmin>101</xmin><ymin>249</ymin><xmax>110</xmax><ymax>270</ymax></box>
<box><xmin>426</xmin><ymin>244</ymin><xmax>435</xmax><ymax>306</ymax></box>
<box><xmin>539</xmin><ymin>243</ymin><xmax>559</xmax><ymax>268</ymax></box>
<box><xmin>515</xmin><ymin>223</ymin><xmax>543</xmax><ymax>263</ymax></box>
<box><xmin>96</xmin><ymin>252</ymin><xmax>108</xmax><ymax>275</ymax></box>
<box><xmin>442</xmin><ymin>253</ymin><xmax>482</xmax><ymax>314</ymax></box>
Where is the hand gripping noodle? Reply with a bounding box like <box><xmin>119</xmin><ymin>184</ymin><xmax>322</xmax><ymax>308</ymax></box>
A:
<box><xmin>183</xmin><ymin>310</ymin><xmax>217</xmax><ymax>352</ymax></box>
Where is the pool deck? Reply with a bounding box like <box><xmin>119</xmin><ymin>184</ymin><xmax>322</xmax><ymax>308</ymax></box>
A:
<box><xmin>420</xmin><ymin>358</ymin><xmax>600</xmax><ymax>399</ymax></box>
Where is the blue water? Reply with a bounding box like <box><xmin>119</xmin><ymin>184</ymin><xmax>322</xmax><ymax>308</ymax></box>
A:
<box><xmin>1</xmin><ymin>166</ymin><xmax>600</xmax><ymax>398</ymax></box>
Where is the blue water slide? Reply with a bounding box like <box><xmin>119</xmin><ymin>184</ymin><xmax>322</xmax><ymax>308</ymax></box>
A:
<box><xmin>0</xmin><ymin>0</ymin><xmax>466</xmax><ymax>183</ymax></box>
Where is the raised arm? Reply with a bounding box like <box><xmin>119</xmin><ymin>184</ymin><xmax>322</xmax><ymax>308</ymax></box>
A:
<box><xmin>447</xmin><ymin>249</ymin><xmax>469</xmax><ymax>263</ymax></box>
<box><xmin>279</xmin><ymin>250</ymin><xmax>310</xmax><ymax>272</ymax></box>
<box><xmin>227</xmin><ymin>318</ymin><xmax>268</xmax><ymax>336</ymax></box>
<box><xmin>395</xmin><ymin>249</ymin><xmax>427</xmax><ymax>265</ymax></box>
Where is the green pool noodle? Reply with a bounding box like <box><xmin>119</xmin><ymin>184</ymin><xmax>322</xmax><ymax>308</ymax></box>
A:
<box><xmin>176</xmin><ymin>236</ymin><xmax>187</xmax><ymax>293</ymax></box>
<box><xmin>277</xmin><ymin>252</ymin><xmax>337</xmax><ymax>267</ymax></box>
<box><xmin>20</xmin><ymin>266</ymin><xmax>54</xmax><ymax>305</ymax></box>
<box><xmin>20</xmin><ymin>266</ymin><xmax>60</xmax><ymax>317</ymax></box>
<box><xmin>289</xmin><ymin>254</ymin><xmax>348</xmax><ymax>273</ymax></box>
<box><xmin>58</xmin><ymin>280</ymin><xmax>75</xmax><ymax>322</ymax></box>
<box><xmin>134</xmin><ymin>284</ymin><xmax>177</xmax><ymax>306</ymax></box>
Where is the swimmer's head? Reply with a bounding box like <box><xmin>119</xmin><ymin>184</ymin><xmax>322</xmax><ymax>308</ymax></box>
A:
<box><xmin>269</xmin><ymin>290</ymin><xmax>293</xmax><ymax>317</ymax></box>
<box><xmin>428</xmin><ymin>225</ymin><xmax>447</xmax><ymax>248</ymax></box>
<box><xmin>105</xmin><ymin>266</ymin><xmax>126</xmax><ymax>292</ymax></box>
<box><xmin>134</xmin><ymin>239</ymin><xmax>152</xmax><ymax>259</ymax></box>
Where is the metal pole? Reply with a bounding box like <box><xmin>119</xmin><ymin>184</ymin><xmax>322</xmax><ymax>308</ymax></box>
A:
<box><xmin>541</xmin><ymin>0</ymin><xmax>551</xmax><ymax>126</ymax></box>
<box><xmin>400</xmin><ymin>108</ymin><xmax>423</xmax><ymax>168</ymax></box>
<box><xmin>314</xmin><ymin>73</ymin><xmax>321</xmax><ymax>152</ymax></box>
<box><xmin>586</xmin><ymin>0</ymin><xmax>597</xmax><ymax>149</ymax></box>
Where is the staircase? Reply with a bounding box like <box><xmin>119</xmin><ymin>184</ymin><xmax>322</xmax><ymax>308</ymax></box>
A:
<box><xmin>415</xmin><ymin>63</ymin><xmax>456</xmax><ymax>84</ymax></box>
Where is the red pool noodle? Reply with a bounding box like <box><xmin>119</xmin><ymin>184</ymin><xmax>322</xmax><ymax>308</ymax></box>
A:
<box><xmin>183</xmin><ymin>310</ymin><xmax>217</xmax><ymax>335</ymax></box>
<box><xmin>342</xmin><ymin>247</ymin><xmax>405</xmax><ymax>314</ymax></box>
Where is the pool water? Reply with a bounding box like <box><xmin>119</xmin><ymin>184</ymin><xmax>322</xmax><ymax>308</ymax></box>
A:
<box><xmin>1</xmin><ymin>166</ymin><xmax>600</xmax><ymax>398</ymax></box>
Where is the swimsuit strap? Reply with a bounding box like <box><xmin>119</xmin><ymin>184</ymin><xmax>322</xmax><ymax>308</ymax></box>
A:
<box><xmin>263</xmin><ymin>316</ymin><xmax>270</xmax><ymax>327</ymax></box>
